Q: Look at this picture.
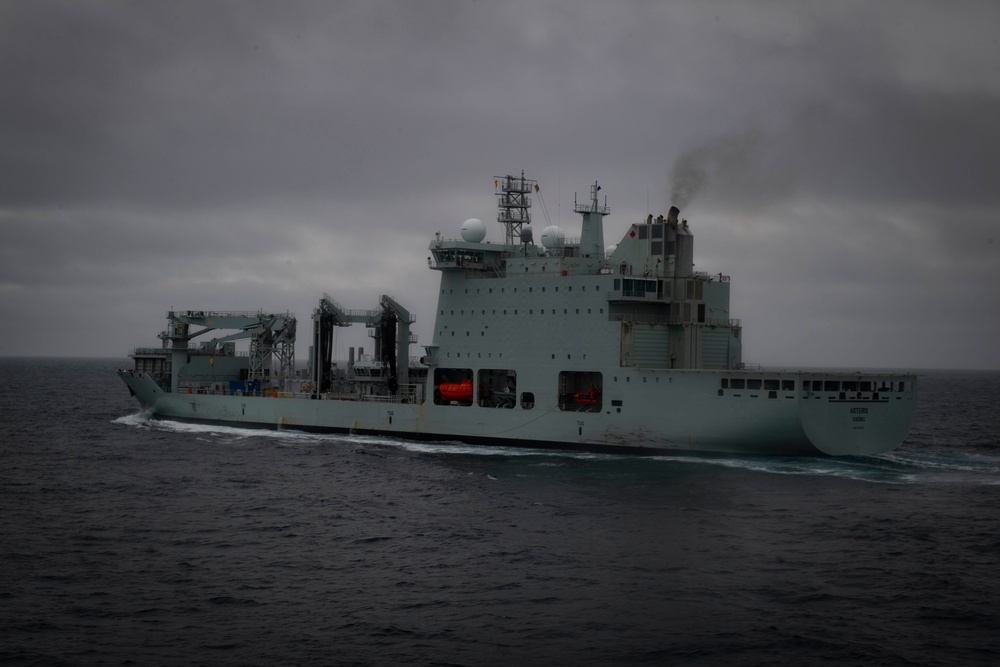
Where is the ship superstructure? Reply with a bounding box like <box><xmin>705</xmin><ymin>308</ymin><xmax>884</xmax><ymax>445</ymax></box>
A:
<box><xmin>119</xmin><ymin>173</ymin><xmax>917</xmax><ymax>456</ymax></box>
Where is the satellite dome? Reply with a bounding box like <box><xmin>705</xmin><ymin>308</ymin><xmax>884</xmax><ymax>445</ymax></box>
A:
<box><xmin>520</xmin><ymin>225</ymin><xmax>534</xmax><ymax>244</ymax></box>
<box><xmin>461</xmin><ymin>218</ymin><xmax>486</xmax><ymax>243</ymax></box>
<box><xmin>606</xmin><ymin>244</ymin><xmax>618</xmax><ymax>255</ymax></box>
<box><xmin>540</xmin><ymin>225</ymin><xmax>566</xmax><ymax>249</ymax></box>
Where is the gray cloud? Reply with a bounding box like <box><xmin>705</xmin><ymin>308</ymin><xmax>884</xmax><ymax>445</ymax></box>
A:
<box><xmin>2</xmin><ymin>0</ymin><xmax>999</xmax><ymax>368</ymax></box>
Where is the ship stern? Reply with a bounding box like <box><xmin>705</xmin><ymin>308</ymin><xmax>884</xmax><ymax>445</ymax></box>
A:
<box><xmin>798</xmin><ymin>377</ymin><xmax>918</xmax><ymax>456</ymax></box>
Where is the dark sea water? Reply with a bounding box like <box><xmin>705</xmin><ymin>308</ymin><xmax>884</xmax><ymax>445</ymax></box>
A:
<box><xmin>2</xmin><ymin>358</ymin><xmax>999</xmax><ymax>666</ymax></box>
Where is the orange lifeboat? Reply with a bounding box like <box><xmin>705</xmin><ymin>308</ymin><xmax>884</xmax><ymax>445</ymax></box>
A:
<box><xmin>439</xmin><ymin>379</ymin><xmax>473</xmax><ymax>402</ymax></box>
<box><xmin>572</xmin><ymin>386</ymin><xmax>601</xmax><ymax>406</ymax></box>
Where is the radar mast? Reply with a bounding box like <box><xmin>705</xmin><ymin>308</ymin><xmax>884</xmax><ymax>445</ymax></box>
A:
<box><xmin>494</xmin><ymin>171</ymin><xmax>536</xmax><ymax>247</ymax></box>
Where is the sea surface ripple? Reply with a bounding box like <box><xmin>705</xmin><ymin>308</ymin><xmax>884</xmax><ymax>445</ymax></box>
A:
<box><xmin>1</xmin><ymin>359</ymin><xmax>998</xmax><ymax>665</ymax></box>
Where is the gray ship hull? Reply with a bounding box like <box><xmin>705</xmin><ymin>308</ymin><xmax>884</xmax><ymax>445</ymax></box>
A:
<box><xmin>119</xmin><ymin>367</ymin><xmax>916</xmax><ymax>457</ymax></box>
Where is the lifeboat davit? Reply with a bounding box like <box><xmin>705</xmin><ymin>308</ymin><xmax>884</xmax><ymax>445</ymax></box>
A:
<box><xmin>439</xmin><ymin>379</ymin><xmax>473</xmax><ymax>402</ymax></box>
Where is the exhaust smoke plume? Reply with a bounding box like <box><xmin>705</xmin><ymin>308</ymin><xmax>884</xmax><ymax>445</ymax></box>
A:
<box><xmin>669</xmin><ymin>128</ymin><xmax>765</xmax><ymax>208</ymax></box>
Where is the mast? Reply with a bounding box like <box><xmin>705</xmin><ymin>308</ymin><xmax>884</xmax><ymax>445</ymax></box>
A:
<box><xmin>495</xmin><ymin>171</ymin><xmax>536</xmax><ymax>247</ymax></box>
<box><xmin>574</xmin><ymin>180</ymin><xmax>610</xmax><ymax>261</ymax></box>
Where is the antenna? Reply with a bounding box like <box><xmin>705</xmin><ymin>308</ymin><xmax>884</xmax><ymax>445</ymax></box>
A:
<box><xmin>494</xmin><ymin>171</ymin><xmax>537</xmax><ymax>247</ymax></box>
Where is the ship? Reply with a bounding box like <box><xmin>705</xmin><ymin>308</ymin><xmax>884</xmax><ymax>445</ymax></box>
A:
<box><xmin>118</xmin><ymin>173</ymin><xmax>917</xmax><ymax>456</ymax></box>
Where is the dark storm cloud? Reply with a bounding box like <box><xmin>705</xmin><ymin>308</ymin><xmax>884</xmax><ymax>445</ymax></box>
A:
<box><xmin>1</xmin><ymin>0</ymin><xmax>998</xmax><ymax>366</ymax></box>
<box><xmin>1</xmin><ymin>1</ymin><xmax>453</xmax><ymax>209</ymax></box>
<box><xmin>0</xmin><ymin>0</ymin><xmax>631</xmax><ymax>211</ymax></box>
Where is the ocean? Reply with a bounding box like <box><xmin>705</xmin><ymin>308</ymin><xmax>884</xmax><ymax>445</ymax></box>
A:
<box><xmin>1</xmin><ymin>358</ymin><xmax>998</xmax><ymax>666</ymax></box>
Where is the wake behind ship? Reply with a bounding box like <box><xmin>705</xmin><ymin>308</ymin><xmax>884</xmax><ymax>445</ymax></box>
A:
<box><xmin>119</xmin><ymin>174</ymin><xmax>917</xmax><ymax>456</ymax></box>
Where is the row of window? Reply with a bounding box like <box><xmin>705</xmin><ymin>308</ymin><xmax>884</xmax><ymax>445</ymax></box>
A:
<box><xmin>445</xmin><ymin>284</ymin><xmax>601</xmax><ymax>295</ymax></box>
<box><xmin>722</xmin><ymin>378</ymin><xmax>796</xmax><ymax>391</ymax></box>
<box><xmin>442</xmin><ymin>306</ymin><xmax>603</xmax><ymax>317</ymax></box>
<box><xmin>803</xmin><ymin>379</ymin><xmax>912</xmax><ymax>392</ymax></box>
<box><xmin>611</xmin><ymin>278</ymin><xmax>705</xmax><ymax>301</ymax></box>
<box><xmin>720</xmin><ymin>378</ymin><xmax>912</xmax><ymax>393</ymax></box>
<box><xmin>445</xmin><ymin>279</ymin><xmax>704</xmax><ymax>300</ymax></box>
<box><xmin>616</xmin><ymin>278</ymin><xmax>661</xmax><ymax>298</ymax></box>
<box><xmin>441</xmin><ymin>351</ymin><xmax>592</xmax><ymax>360</ymax></box>
<box><xmin>433</xmin><ymin>250</ymin><xmax>487</xmax><ymax>264</ymax></box>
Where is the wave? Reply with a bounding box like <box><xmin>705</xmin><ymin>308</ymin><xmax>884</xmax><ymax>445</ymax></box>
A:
<box><xmin>112</xmin><ymin>411</ymin><xmax>428</xmax><ymax>449</ymax></box>
<box><xmin>112</xmin><ymin>412</ymin><xmax>999</xmax><ymax>484</ymax></box>
<box><xmin>112</xmin><ymin>411</ymin><xmax>156</xmax><ymax>429</ymax></box>
<box><xmin>639</xmin><ymin>449</ymin><xmax>1000</xmax><ymax>485</ymax></box>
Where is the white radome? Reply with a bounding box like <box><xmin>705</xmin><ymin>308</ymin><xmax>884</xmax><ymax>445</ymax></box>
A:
<box><xmin>461</xmin><ymin>218</ymin><xmax>487</xmax><ymax>243</ymax></box>
<box><xmin>540</xmin><ymin>225</ymin><xmax>565</xmax><ymax>249</ymax></box>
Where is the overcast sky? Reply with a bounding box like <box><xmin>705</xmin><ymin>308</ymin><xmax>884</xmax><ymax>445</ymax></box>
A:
<box><xmin>3</xmin><ymin>0</ymin><xmax>998</xmax><ymax>369</ymax></box>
